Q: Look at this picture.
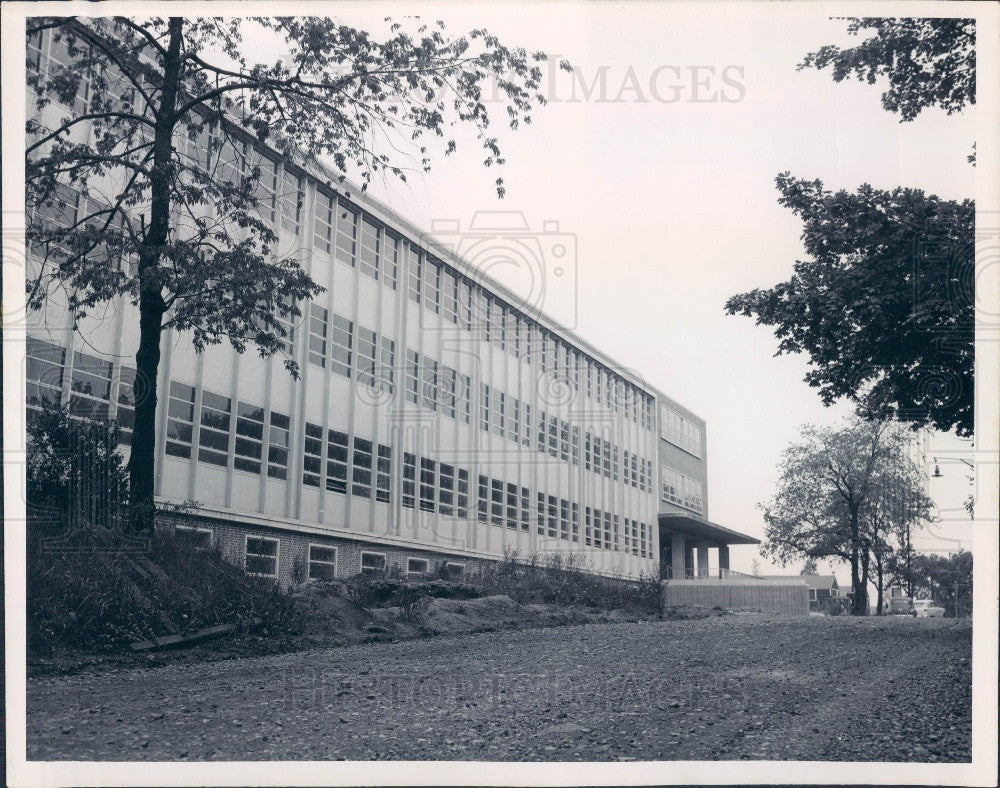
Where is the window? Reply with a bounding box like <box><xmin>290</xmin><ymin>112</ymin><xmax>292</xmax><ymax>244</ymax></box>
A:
<box><xmin>26</xmin><ymin>28</ymin><xmax>44</xmax><ymax>75</ymax></box>
<box><xmin>592</xmin><ymin>508</ymin><xmax>602</xmax><ymax>548</ymax></box>
<box><xmin>360</xmin><ymin>551</ymin><xmax>386</xmax><ymax>576</ymax></box>
<box><xmin>491</xmin><ymin>479</ymin><xmax>504</xmax><ymax>527</ymax></box>
<box><xmin>330</xmin><ymin>315</ymin><xmax>353</xmax><ymax>377</ymax></box>
<box><xmin>547</xmin><ymin>495</ymin><xmax>558</xmax><ymax>539</ymax></box>
<box><xmin>402</xmin><ymin>452</ymin><xmax>416</xmax><ymax>508</ymax></box>
<box><xmin>537</xmin><ymin>410</ymin><xmax>547</xmax><ymax>453</ymax></box>
<box><xmin>309</xmin><ymin>545</ymin><xmax>337</xmax><ymax>581</ymax></box>
<box><xmin>584</xmin><ymin>432</ymin><xmax>592</xmax><ymax>471</ymax></box>
<box><xmin>26</xmin><ymin>338</ymin><xmax>65</xmax><ymax>412</ymax></box>
<box><xmin>440</xmin><ymin>269</ymin><xmax>458</xmax><ymax>324</ymax></box>
<box><xmin>165</xmin><ymin>381</ymin><xmax>195</xmax><ymax>458</ymax></box>
<box><xmin>358</xmin><ymin>216</ymin><xmax>379</xmax><ymax>280</ymax></box>
<box><xmin>537</xmin><ymin>492</ymin><xmax>546</xmax><ymax>536</ymax></box>
<box><xmin>326</xmin><ymin>430</ymin><xmax>349</xmax><ymax>494</ymax></box>
<box><xmin>602</xmin><ymin>439</ymin><xmax>612</xmax><ymax>478</ymax></box>
<box><xmin>559</xmin><ymin>420</ymin><xmax>570</xmax><ymax>461</ymax></box>
<box><xmin>571</xmin><ymin>502</ymin><xmax>580</xmax><ymax>542</ymax></box>
<box><xmin>478</xmin><ymin>475</ymin><xmax>489</xmax><ymax>523</ymax></box>
<box><xmin>271</xmin><ymin>298</ymin><xmax>297</xmax><ymax>355</ymax></box>
<box><xmin>459</xmin><ymin>280</ymin><xmax>473</xmax><ymax>330</ymax></box>
<box><xmin>303</xmin><ymin>422</ymin><xmax>323</xmax><ymax>487</ymax></box>
<box><xmin>376</xmin><ymin>444</ymin><xmax>391</xmax><ymax>503</ymax></box>
<box><xmin>613</xmin><ymin>515</ymin><xmax>621</xmax><ymax>551</ymax></box>
<box><xmin>480</xmin><ymin>384</ymin><xmax>491</xmax><ymax>433</ymax></box>
<box><xmin>612</xmin><ymin>446</ymin><xmax>619</xmax><ymax>482</ymax></box>
<box><xmin>494</xmin><ymin>392</ymin><xmax>506</xmax><ymax>438</ymax></box>
<box><xmin>275</xmin><ymin>169</ymin><xmax>302</xmax><ymax>234</ymax></box>
<box><xmin>520</xmin><ymin>487</ymin><xmax>531</xmax><ymax>532</ymax></box>
<box><xmin>405</xmin><ymin>350</ymin><xmax>420</xmax><ymax>405</ymax></box>
<box><xmin>457</xmin><ymin>469</ymin><xmax>470</xmax><ymax>519</ymax></box>
<box><xmin>585</xmin><ymin>507</ymin><xmax>593</xmax><ymax>546</ymax></box>
<box><xmin>357</xmin><ymin>327</ymin><xmax>377</xmax><ymax>387</ymax></box>
<box><xmin>439</xmin><ymin>463</ymin><xmax>455</xmax><ymax>516</ymax></box>
<box><xmin>116</xmin><ymin>366</ymin><xmax>137</xmax><ymax>444</ymax></box>
<box><xmin>559</xmin><ymin>499</ymin><xmax>569</xmax><ymax>540</ymax></box>
<box><xmin>506</xmin><ymin>483</ymin><xmax>519</xmax><ymax>530</ymax></box>
<box><xmin>378</xmin><ymin>337</ymin><xmax>395</xmax><ymax>394</ymax></box>
<box><xmin>407</xmin><ymin>247</ymin><xmax>422</xmax><ymax>303</ymax></box>
<box><xmin>661</xmin><ymin>467</ymin><xmax>704</xmax><ymax>513</ymax></box>
<box><xmin>382</xmin><ymin>232</ymin><xmax>399</xmax><ymax>290</ymax></box>
<box><xmin>521</xmin><ymin>403</ymin><xmax>531</xmax><ymax>447</ymax></box>
<box><xmin>352</xmin><ymin>437</ymin><xmax>373</xmax><ymax>498</ymax></box>
<box><xmin>571</xmin><ymin>426</ymin><xmax>580</xmax><ymax>466</ymax></box>
<box><xmin>440</xmin><ymin>366</ymin><xmax>457</xmax><ymax>419</ymax></box>
<box><xmin>548</xmin><ymin>416</ymin><xmax>559</xmax><ymax>458</ymax></box>
<box><xmin>660</xmin><ymin>406</ymin><xmax>702</xmax><ymax>457</ymax></box>
<box><xmin>504</xmin><ymin>395</ymin><xmax>517</xmax><ymax>442</ymax></box>
<box><xmin>246</xmin><ymin>536</ymin><xmax>279</xmax><ymax>578</ymax></box>
<box><xmin>175</xmin><ymin>526</ymin><xmax>212</xmax><ymax>551</ymax></box>
<box><xmin>421</xmin><ymin>358</ymin><xmax>438</xmax><ymax>411</ymax></box>
<box><xmin>68</xmin><ymin>351</ymin><xmax>112</xmax><ymax>419</ymax></box>
<box><xmin>336</xmin><ymin>203</ymin><xmax>359</xmax><ymax>267</ymax></box>
<box><xmin>419</xmin><ymin>457</ymin><xmax>436</xmax><ymax>512</ymax></box>
<box><xmin>407</xmin><ymin>558</ymin><xmax>430</xmax><ymax>576</ymax></box>
<box><xmin>444</xmin><ymin>562</ymin><xmax>465</xmax><ymax>579</ymax></box>
<box><xmin>422</xmin><ymin>256</ymin><xmax>440</xmax><ymax>313</ymax></box>
<box><xmin>313</xmin><ymin>191</ymin><xmax>335</xmax><ymax>253</ymax></box>
<box><xmin>308</xmin><ymin>304</ymin><xmax>328</xmax><ymax>367</ymax></box>
<box><xmin>458</xmin><ymin>373</ymin><xmax>472</xmax><ymax>424</ymax></box>
<box><xmin>604</xmin><ymin>511</ymin><xmax>613</xmax><ymax>550</ymax></box>
<box><xmin>234</xmin><ymin>401</ymin><xmax>264</xmax><ymax>474</ymax></box>
<box><xmin>199</xmin><ymin>391</ymin><xmax>232</xmax><ymax>467</ymax></box>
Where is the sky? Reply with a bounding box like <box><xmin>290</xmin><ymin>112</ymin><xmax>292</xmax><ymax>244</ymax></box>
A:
<box><xmin>247</xmin><ymin>4</ymin><xmax>980</xmax><ymax>579</ymax></box>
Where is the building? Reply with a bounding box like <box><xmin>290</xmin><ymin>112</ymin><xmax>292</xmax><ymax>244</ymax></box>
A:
<box><xmin>24</xmin><ymin>24</ymin><xmax>759</xmax><ymax>586</ymax></box>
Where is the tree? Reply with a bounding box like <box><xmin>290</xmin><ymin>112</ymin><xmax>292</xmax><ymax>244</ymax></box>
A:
<box><xmin>799</xmin><ymin>18</ymin><xmax>976</xmax><ymax>123</ymax></box>
<box><xmin>799</xmin><ymin>558</ymin><xmax>818</xmax><ymax>576</ymax></box>
<box><xmin>906</xmin><ymin>551</ymin><xmax>973</xmax><ymax>617</ymax></box>
<box><xmin>725</xmin><ymin>174</ymin><xmax>974</xmax><ymax>437</ymax></box>
<box><xmin>759</xmin><ymin>417</ymin><xmax>932</xmax><ymax>615</ymax></box>
<box><xmin>26</xmin><ymin>16</ymin><xmax>565</xmax><ymax>533</ymax></box>
<box><xmin>862</xmin><ymin>438</ymin><xmax>933</xmax><ymax>614</ymax></box>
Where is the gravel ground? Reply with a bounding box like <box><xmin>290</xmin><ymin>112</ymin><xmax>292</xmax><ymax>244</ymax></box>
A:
<box><xmin>26</xmin><ymin>614</ymin><xmax>971</xmax><ymax>762</ymax></box>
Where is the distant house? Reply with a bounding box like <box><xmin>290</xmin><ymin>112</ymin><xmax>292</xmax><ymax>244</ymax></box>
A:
<box><xmin>762</xmin><ymin>574</ymin><xmax>840</xmax><ymax>611</ymax></box>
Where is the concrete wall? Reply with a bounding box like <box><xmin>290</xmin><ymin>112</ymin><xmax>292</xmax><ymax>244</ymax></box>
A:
<box><xmin>661</xmin><ymin>578</ymin><xmax>809</xmax><ymax>615</ymax></box>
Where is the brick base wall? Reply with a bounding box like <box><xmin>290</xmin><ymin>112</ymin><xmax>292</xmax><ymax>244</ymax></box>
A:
<box><xmin>661</xmin><ymin>579</ymin><xmax>809</xmax><ymax>615</ymax></box>
<box><xmin>155</xmin><ymin>511</ymin><xmax>487</xmax><ymax>589</ymax></box>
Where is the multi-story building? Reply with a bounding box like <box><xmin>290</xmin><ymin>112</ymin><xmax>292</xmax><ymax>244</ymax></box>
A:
<box><xmin>24</xmin><ymin>24</ymin><xmax>757</xmax><ymax>586</ymax></box>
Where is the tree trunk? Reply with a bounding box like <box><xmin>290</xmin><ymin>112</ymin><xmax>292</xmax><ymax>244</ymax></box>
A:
<box><xmin>876</xmin><ymin>557</ymin><xmax>884</xmax><ymax>616</ymax></box>
<box><xmin>126</xmin><ymin>18</ymin><xmax>183</xmax><ymax>534</ymax></box>
<box><xmin>858</xmin><ymin>548</ymin><xmax>871</xmax><ymax>615</ymax></box>
<box><xmin>849</xmin><ymin>513</ymin><xmax>867</xmax><ymax>616</ymax></box>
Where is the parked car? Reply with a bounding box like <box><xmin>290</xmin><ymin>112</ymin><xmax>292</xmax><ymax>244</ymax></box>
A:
<box><xmin>889</xmin><ymin>596</ymin><xmax>914</xmax><ymax>615</ymax></box>
<box><xmin>912</xmin><ymin>599</ymin><xmax>946</xmax><ymax>618</ymax></box>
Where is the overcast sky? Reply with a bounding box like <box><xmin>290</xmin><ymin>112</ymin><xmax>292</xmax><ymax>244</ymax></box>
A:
<box><xmin>252</xmin><ymin>3</ymin><xmax>979</xmax><ymax>578</ymax></box>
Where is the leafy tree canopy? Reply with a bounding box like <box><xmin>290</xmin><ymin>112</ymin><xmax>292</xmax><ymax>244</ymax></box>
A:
<box><xmin>725</xmin><ymin>173</ymin><xmax>973</xmax><ymax>437</ymax></box>
<box><xmin>799</xmin><ymin>17</ymin><xmax>975</xmax><ymax>122</ymax></box>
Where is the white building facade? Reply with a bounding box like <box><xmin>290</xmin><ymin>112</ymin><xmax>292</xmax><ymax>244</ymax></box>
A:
<box><xmin>25</xmin><ymin>24</ymin><xmax>738</xmax><ymax>585</ymax></box>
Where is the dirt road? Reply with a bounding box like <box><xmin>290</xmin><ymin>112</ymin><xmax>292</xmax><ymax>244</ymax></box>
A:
<box><xmin>26</xmin><ymin>614</ymin><xmax>971</xmax><ymax>762</ymax></box>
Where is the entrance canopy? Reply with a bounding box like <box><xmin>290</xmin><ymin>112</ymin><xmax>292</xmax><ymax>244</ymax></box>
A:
<box><xmin>658</xmin><ymin>513</ymin><xmax>759</xmax><ymax>546</ymax></box>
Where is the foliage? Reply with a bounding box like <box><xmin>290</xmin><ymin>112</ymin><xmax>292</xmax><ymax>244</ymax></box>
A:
<box><xmin>28</xmin><ymin>525</ymin><xmax>300</xmax><ymax>655</ymax></box>
<box><xmin>800</xmin><ymin>558</ymin><xmax>818</xmax><ymax>575</ymax></box>
<box><xmin>725</xmin><ymin>174</ymin><xmax>973</xmax><ymax>437</ymax></box>
<box><xmin>26</xmin><ymin>16</ymin><xmax>564</xmax><ymax>529</ymax></box>
<box><xmin>799</xmin><ymin>17</ymin><xmax>975</xmax><ymax>122</ymax></box>
<box><xmin>26</xmin><ymin>406</ymin><xmax>128</xmax><ymax>524</ymax></box>
<box><xmin>905</xmin><ymin>550</ymin><xmax>972</xmax><ymax>617</ymax></box>
<box><xmin>759</xmin><ymin>417</ymin><xmax>933</xmax><ymax>615</ymax></box>
<box><xmin>342</xmin><ymin>550</ymin><xmax>661</xmax><ymax>616</ymax></box>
